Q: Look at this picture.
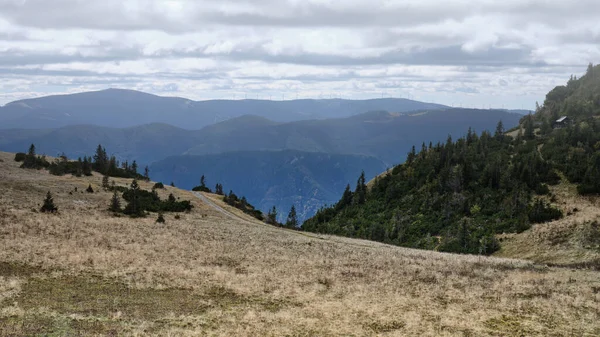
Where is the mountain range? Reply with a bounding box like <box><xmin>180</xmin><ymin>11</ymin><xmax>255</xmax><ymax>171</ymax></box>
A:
<box><xmin>0</xmin><ymin>88</ymin><xmax>448</xmax><ymax>130</ymax></box>
<box><xmin>0</xmin><ymin>89</ymin><xmax>523</xmax><ymax>220</ymax></box>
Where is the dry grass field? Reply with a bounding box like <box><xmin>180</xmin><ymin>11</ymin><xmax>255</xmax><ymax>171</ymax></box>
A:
<box><xmin>1</xmin><ymin>151</ymin><xmax>600</xmax><ymax>336</ymax></box>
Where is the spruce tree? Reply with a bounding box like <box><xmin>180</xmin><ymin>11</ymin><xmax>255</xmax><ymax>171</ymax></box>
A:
<box><xmin>524</xmin><ymin>114</ymin><xmax>535</xmax><ymax>140</ymax></box>
<box><xmin>108</xmin><ymin>190</ymin><xmax>122</xmax><ymax>213</ymax></box>
<box><xmin>86</xmin><ymin>184</ymin><xmax>94</xmax><ymax>193</ymax></box>
<box><xmin>123</xmin><ymin>179</ymin><xmax>145</xmax><ymax>217</ymax></box>
<box><xmin>353</xmin><ymin>171</ymin><xmax>367</xmax><ymax>205</ymax></box>
<box><xmin>336</xmin><ymin>184</ymin><xmax>353</xmax><ymax>210</ymax></box>
<box><xmin>40</xmin><ymin>191</ymin><xmax>58</xmax><ymax>213</ymax></box>
<box><xmin>267</xmin><ymin>206</ymin><xmax>278</xmax><ymax>225</ymax></box>
<box><xmin>286</xmin><ymin>205</ymin><xmax>298</xmax><ymax>228</ymax></box>
<box><xmin>494</xmin><ymin>120</ymin><xmax>504</xmax><ymax>139</ymax></box>
<box><xmin>102</xmin><ymin>175</ymin><xmax>110</xmax><ymax>190</ymax></box>
<box><xmin>144</xmin><ymin>166</ymin><xmax>150</xmax><ymax>181</ymax></box>
<box><xmin>156</xmin><ymin>212</ymin><xmax>165</xmax><ymax>224</ymax></box>
<box><xmin>131</xmin><ymin>160</ymin><xmax>138</xmax><ymax>175</ymax></box>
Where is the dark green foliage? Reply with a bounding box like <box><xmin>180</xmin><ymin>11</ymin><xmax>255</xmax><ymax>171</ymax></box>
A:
<box><xmin>192</xmin><ymin>175</ymin><xmax>211</xmax><ymax>193</ymax></box>
<box><xmin>108</xmin><ymin>190</ymin><xmax>122</xmax><ymax>213</ymax></box>
<box><xmin>286</xmin><ymin>205</ymin><xmax>298</xmax><ymax>228</ymax></box>
<box><xmin>40</xmin><ymin>191</ymin><xmax>58</xmax><ymax>213</ymax></box>
<box><xmin>170</xmin><ymin>182</ymin><xmax>175</xmax><ymax>187</ymax></box>
<box><xmin>223</xmin><ymin>190</ymin><xmax>263</xmax><ymax>221</ymax></box>
<box><xmin>156</xmin><ymin>212</ymin><xmax>165</xmax><ymax>224</ymax></box>
<box><xmin>215</xmin><ymin>183</ymin><xmax>224</xmax><ymax>195</ymax></box>
<box><xmin>153</xmin><ymin>182</ymin><xmax>165</xmax><ymax>189</ymax></box>
<box><xmin>20</xmin><ymin>144</ymin><xmax>49</xmax><ymax>170</ymax></box>
<box><xmin>48</xmin><ymin>154</ymin><xmax>83</xmax><ymax>176</ymax></box>
<box><xmin>117</xmin><ymin>179</ymin><xmax>192</xmax><ymax>217</ymax></box>
<box><xmin>303</xmin><ymin>124</ymin><xmax>560</xmax><ymax>255</ymax></box>
<box><xmin>266</xmin><ymin>206</ymin><xmax>278</xmax><ymax>225</ymax></box>
<box><xmin>122</xmin><ymin>179</ymin><xmax>145</xmax><ymax>218</ymax></box>
<box><xmin>528</xmin><ymin>198</ymin><xmax>563</xmax><ymax>224</ymax></box>
<box><xmin>14</xmin><ymin>152</ymin><xmax>26</xmax><ymax>162</ymax></box>
<box><xmin>86</xmin><ymin>184</ymin><xmax>94</xmax><ymax>193</ymax></box>
<box><xmin>144</xmin><ymin>166</ymin><xmax>150</xmax><ymax>181</ymax></box>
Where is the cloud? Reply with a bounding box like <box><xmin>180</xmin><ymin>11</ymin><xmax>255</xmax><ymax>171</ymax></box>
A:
<box><xmin>0</xmin><ymin>0</ymin><xmax>598</xmax><ymax>108</ymax></box>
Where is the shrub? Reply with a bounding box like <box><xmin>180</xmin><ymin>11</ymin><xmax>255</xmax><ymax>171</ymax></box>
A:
<box><xmin>153</xmin><ymin>182</ymin><xmax>165</xmax><ymax>189</ymax></box>
<box><xmin>14</xmin><ymin>153</ymin><xmax>26</xmax><ymax>162</ymax></box>
<box><xmin>156</xmin><ymin>212</ymin><xmax>165</xmax><ymax>223</ymax></box>
<box><xmin>86</xmin><ymin>184</ymin><xmax>94</xmax><ymax>193</ymax></box>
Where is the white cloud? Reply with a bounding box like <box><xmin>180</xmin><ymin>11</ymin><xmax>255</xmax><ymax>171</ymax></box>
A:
<box><xmin>0</xmin><ymin>0</ymin><xmax>597</xmax><ymax>108</ymax></box>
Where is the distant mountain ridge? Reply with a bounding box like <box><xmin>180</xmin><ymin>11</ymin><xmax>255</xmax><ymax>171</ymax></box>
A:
<box><xmin>0</xmin><ymin>88</ymin><xmax>448</xmax><ymax>130</ymax></box>
<box><xmin>0</xmin><ymin>108</ymin><xmax>522</xmax><ymax>167</ymax></box>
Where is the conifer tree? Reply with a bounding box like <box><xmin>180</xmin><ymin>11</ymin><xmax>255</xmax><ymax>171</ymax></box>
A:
<box><xmin>353</xmin><ymin>171</ymin><xmax>367</xmax><ymax>205</ymax></box>
<box><xmin>156</xmin><ymin>212</ymin><xmax>165</xmax><ymax>224</ymax></box>
<box><xmin>286</xmin><ymin>205</ymin><xmax>298</xmax><ymax>228</ymax></box>
<box><xmin>123</xmin><ymin>179</ymin><xmax>145</xmax><ymax>217</ymax></box>
<box><xmin>82</xmin><ymin>157</ymin><xmax>92</xmax><ymax>176</ymax></box>
<box><xmin>93</xmin><ymin>144</ymin><xmax>108</xmax><ymax>173</ymax></box>
<box><xmin>144</xmin><ymin>166</ymin><xmax>150</xmax><ymax>181</ymax></box>
<box><xmin>131</xmin><ymin>160</ymin><xmax>138</xmax><ymax>175</ymax></box>
<box><xmin>336</xmin><ymin>184</ymin><xmax>353</xmax><ymax>210</ymax></box>
<box><xmin>267</xmin><ymin>206</ymin><xmax>278</xmax><ymax>225</ymax></box>
<box><xmin>102</xmin><ymin>175</ymin><xmax>110</xmax><ymax>190</ymax></box>
<box><xmin>494</xmin><ymin>120</ymin><xmax>504</xmax><ymax>139</ymax></box>
<box><xmin>86</xmin><ymin>184</ymin><xmax>94</xmax><ymax>193</ymax></box>
<box><xmin>524</xmin><ymin>114</ymin><xmax>535</xmax><ymax>140</ymax></box>
<box><xmin>40</xmin><ymin>191</ymin><xmax>58</xmax><ymax>213</ymax></box>
<box><xmin>108</xmin><ymin>190</ymin><xmax>122</xmax><ymax>213</ymax></box>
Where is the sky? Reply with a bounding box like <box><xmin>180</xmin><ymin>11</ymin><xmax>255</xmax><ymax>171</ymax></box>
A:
<box><xmin>0</xmin><ymin>0</ymin><xmax>599</xmax><ymax>109</ymax></box>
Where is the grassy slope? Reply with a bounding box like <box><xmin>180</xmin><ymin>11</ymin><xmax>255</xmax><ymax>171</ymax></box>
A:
<box><xmin>0</xmin><ymin>151</ymin><xmax>599</xmax><ymax>336</ymax></box>
<box><xmin>496</xmin><ymin>174</ymin><xmax>600</xmax><ymax>266</ymax></box>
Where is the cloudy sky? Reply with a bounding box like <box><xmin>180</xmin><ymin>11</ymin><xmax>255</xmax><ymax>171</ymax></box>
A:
<box><xmin>0</xmin><ymin>0</ymin><xmax>599</xmax><ymax>108</ymax></box>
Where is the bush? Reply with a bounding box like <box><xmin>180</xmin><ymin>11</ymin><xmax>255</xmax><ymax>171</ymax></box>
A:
<box><xmin>529</xmin><ymin>199</ymin><xmax>563</xmax><ymax>224</ymax></box>
<box><xmin>14</xmin><ymin>153</ymin><xmax>26</xmax><ymax>162</ymax></box>
<box><xmin>153</xmin><ymin>182</ymin><xmax>165</xmax><ymax>189</ymax></box>
<box><xmin>156</xmin><ymin>212</ymin><xmax>166</xmax><ymax>223</ymax></box>
<box><xmin>86</xmin><ymin>184</ymin><xmax>94</xmax><ymax>193</ymax></box>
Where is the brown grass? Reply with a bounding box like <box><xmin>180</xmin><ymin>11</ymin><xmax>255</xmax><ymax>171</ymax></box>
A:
<box><xmin>496</xmin><ymin>175</ymin><xmax>600</xmax><ymax>266</ymax></box>
<box><xmin>1</xmin><ymin>151</ymin><xmax>600</xmax><ymax>336</ymax></box>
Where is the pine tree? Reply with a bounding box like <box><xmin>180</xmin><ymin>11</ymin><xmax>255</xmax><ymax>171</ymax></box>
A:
<box><xmin>144</xmin><ymin>166</ymin><xmax>150</xmax><ymax>181</ymax></box>
<box><xmin>82</xmin><ymin>157</ymin><xmax>92</xmax><ymax>176</ymax></box>
<box><xmin>267</xmin><ymin>206</ymin><xmax>278</xmax><ymax>225</ymax></box>
<box><xmin>494</xmin><ymin>120</ymin><xmax>504</xmax><ymax>139</ymax></box>
<box><xmin>156</xmin><ymin>212</ymin><xmax>165</xmax><ymax>223</ymax></box>
<box><xmin>108</xmin><ymin>190</ymin><xmax>122</xmax><ymax>213</ymax></box>
<box><xmin>286</xmin><ymin>205</ymin><xmax>298</xmax><ymax>228</ymax></box>
<box><xmin>102</xmin><ymin>175</ymin><xmax>110</xmax><ymax>190</ymax></box>
<box><xmin>353</xmin><ymin>171</ymin><xmax>367</xmax><ymax>205</ymax></box>
<box><xmin>123</xmin><ymin>179</ymin><xmax>145</xmax><ymax>217</ymax></box>
<box><xmin>86</xmin><ymin>184</ymin><xmax>94</xmax><ymax>193</ymax></box>
<box><xmin>336</xmin><ymin>184</ymin><xmax>353</xmax><ymax>210</ymax></box>
<box><xmin>40</xmin><ymin>191</ymin><xmax>58</xmax><ymax>213</ymax></box>
<box><xmin>215</xmin><ymin>183</ymin><xmax>224</xmax><ymax>195</ymax></box>
<box><xmin>22</xmin><ymin>143</ymin><xmax>37</xmax><ymax>168</ymax></box>
<box><xmin>170</xmin><ymin>182</ymin><xmax>175</xmax><ymax>187</ymax></box>
<box><xmin>93</xmin><ymin>144</ymin><xmax>108</xmax><ymax>174</ymax></box>
<box><xmin>131</xmin><ymin>160</ymin><xmax>138</xmax><ymax>175</ymax></box>
<box><xmin>524</xmin><ymin>114</ymin><xmax>535</xmax><ymax>140</ymax></box>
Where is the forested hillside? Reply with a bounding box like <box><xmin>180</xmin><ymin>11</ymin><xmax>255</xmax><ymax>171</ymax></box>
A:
<box><xmin>303</xmin><ymin>64</ymin><xmax>600</xmax><ymax>255</ymax></box>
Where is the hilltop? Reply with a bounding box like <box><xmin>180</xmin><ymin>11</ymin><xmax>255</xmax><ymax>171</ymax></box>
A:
<box><xmin>303</xmin><ymin>64</ymin><xmax>600</xmax><ymax>261</ymax></box>
<box><xmin>1</xmin><ymin>151</ymin><xmax>599</xmax><ymax>336</ymax></box>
